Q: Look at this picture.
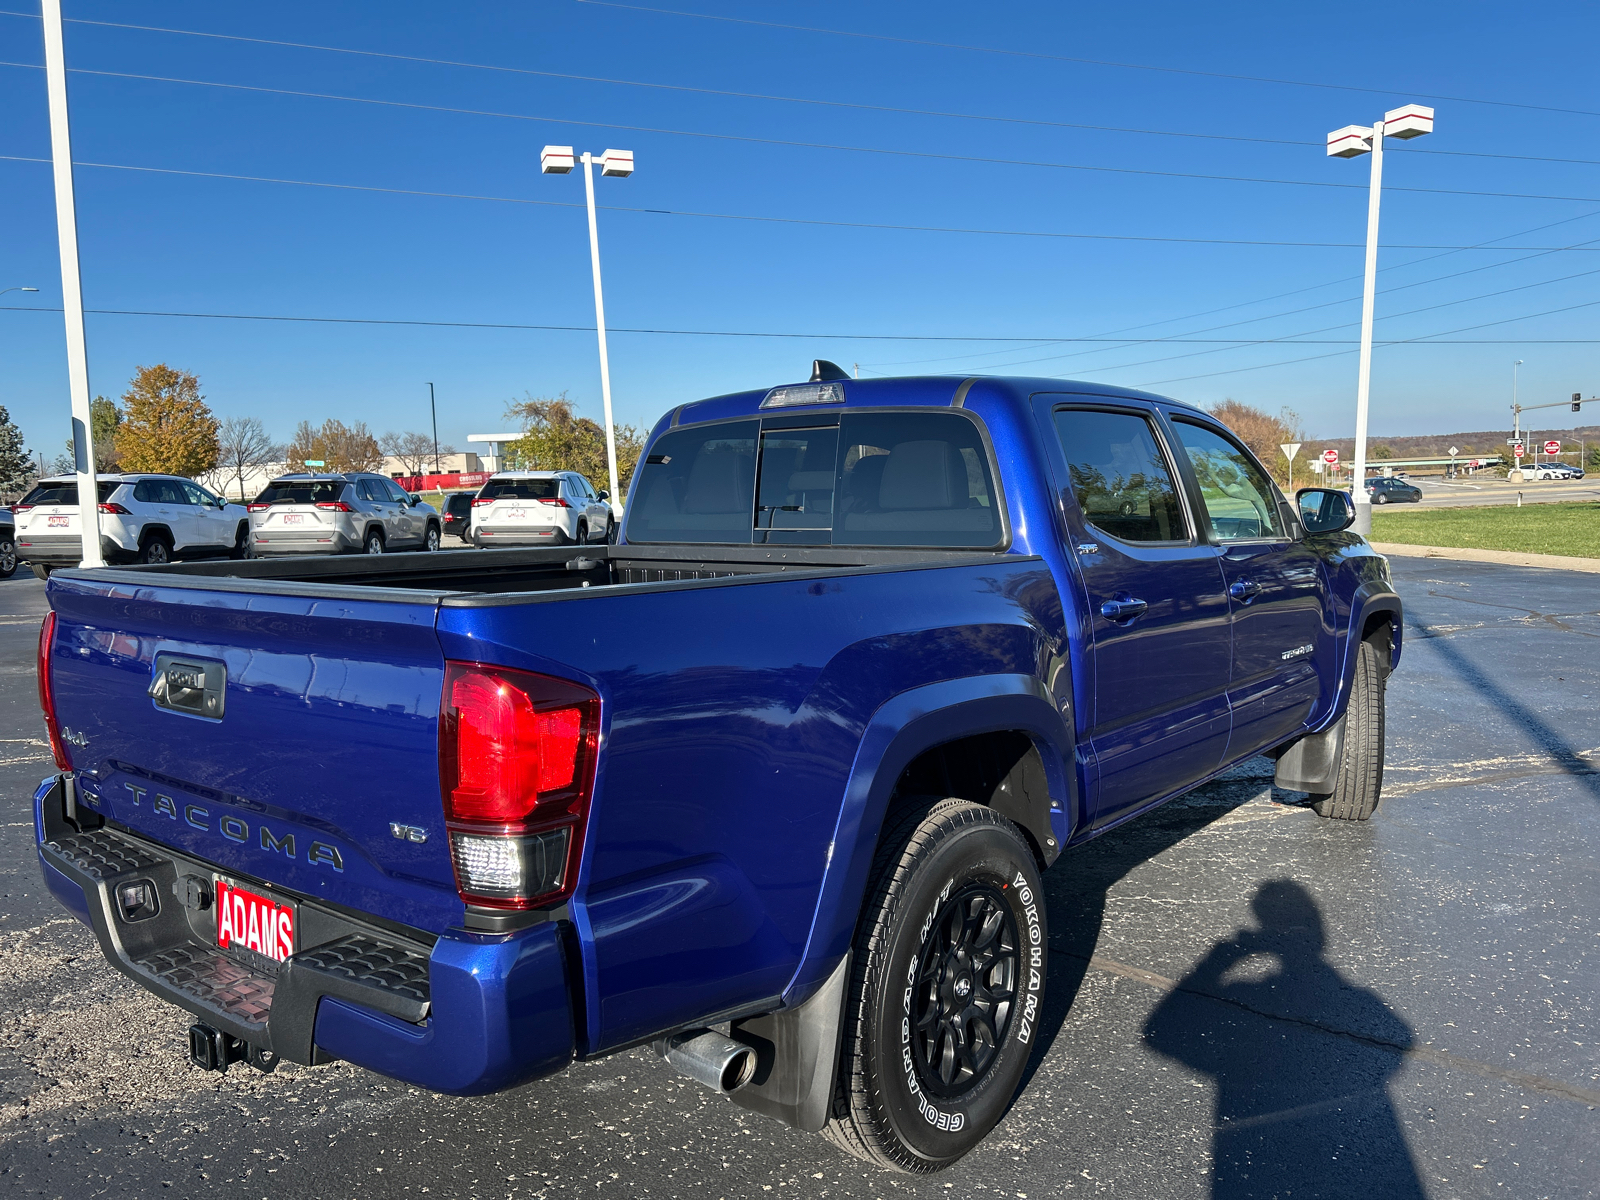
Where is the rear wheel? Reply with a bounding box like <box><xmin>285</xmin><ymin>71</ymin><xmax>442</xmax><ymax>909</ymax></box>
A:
<box><xmin>1311</xmin><ymin>630</ymin><xmax>1389</xmax><ymax>821</ymax></box>
<box><xmin>138</xmin><ymin>535</ymin><xmax>172</xmax><ymax>565</ymax></box>
<box><xmin>1374</xmin><ymin>493</ymin><xmax>1389</xmax><ymax>504</ymax></box>
<box><xmin>364</xmin><ymin>530</ymin><xmax>384</xmax><ymax>555</ymax></box>
<box><xmin>228</xmin><ymin>522</ymin><xmax>250</xmax><ymax>560</ymax></box>
<box><xmin>576</xmin><ymin>520</ymin><xmax>589</xmax><ymax>545</ymax></box>
<box><xmin>823</xmin><ymin>798</ymin><xmax>1046</xmax><ymax>1173</ymax></box>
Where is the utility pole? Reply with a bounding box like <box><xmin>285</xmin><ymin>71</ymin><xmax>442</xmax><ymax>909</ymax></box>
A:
<box><xmin>41</xmin><ymin>0</ymin><xmax>101</xmax><ymax>566</ymax></box>
<box><xmin>427</xmin><ymin>382</ymin><xmax>440</xmax><ymax>473</ymax></box>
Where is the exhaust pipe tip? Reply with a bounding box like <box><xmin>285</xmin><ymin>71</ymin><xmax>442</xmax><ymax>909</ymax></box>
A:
<box><xmin>657</xmin><ymin>1029</ymin><xmax>758</xmax><ymax>1093</ymax></box>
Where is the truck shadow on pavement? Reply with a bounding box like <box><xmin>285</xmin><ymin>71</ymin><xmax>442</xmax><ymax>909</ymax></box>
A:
<box><xmin>1024</xmin><ymin>790</ymin><xmax>1425</xmax><ymax>1198</ymax></box>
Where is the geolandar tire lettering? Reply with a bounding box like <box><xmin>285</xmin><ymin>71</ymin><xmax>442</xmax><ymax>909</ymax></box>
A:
<box><xmin>824</xmin><ymin>797</ymin><xmax>1048</xmax><ymax>1173</ymax></box>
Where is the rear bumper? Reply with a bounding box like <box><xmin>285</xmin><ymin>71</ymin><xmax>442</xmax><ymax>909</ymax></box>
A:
<box><xmin>250</xmin><ymin>528</ymin><xmax>363</xmax><ymax>555</ymax></box>
<box><xmin>473</xmin><ymin>526</ymin><xmax>571</xmax><ymax>546</ymax></box>
<box><xmin>18</xmin><ymin>533</ymin><xmax>142</xmax><ymax>566</ymax></box>
<box><xmin>33</xmin><ymin>775</ymin><xmax>575</xmax><ymax>1095</ymax></box>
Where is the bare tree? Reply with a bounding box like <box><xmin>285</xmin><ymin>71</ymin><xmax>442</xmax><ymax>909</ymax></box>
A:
<box><xmin>215</xmin><ymin>416</ymin><xmax>281</xmax><ymax>500</ymax></box>
<box><xmin>382</xmin><ymin>429</ymin><xmax>456</xmax><ymax>476</ymax></box>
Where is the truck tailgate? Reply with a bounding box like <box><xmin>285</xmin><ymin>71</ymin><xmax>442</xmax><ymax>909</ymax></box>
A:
<box><xmin>46</xmin><ymin>574</ymin><xmax>461</xmax><ymax>933</ymax></box>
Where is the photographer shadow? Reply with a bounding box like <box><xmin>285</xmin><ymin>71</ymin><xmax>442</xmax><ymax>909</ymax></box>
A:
<box><xmin>1142</xmin><ymin>879</ymin><xmax>1425</xmax><ymax>1199</ymax></box>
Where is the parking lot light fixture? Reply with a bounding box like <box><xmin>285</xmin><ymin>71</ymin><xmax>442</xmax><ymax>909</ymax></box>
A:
<box><xmin>0</xmin><ymin>286</ymin><xmax>39</xmax><ymax>297</ymax></box>
<box><xmin>1326</xmin><ymin>104</ymin><xmax>1434</xmax><ymax>535</ymax></box>
<box><xmin>542</xmin><ymin>145</ymin><xmax>633</xmax><ymax>507</ymax></box>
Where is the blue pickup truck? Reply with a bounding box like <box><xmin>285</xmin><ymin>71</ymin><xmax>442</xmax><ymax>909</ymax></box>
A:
<box><xmin>32</xmin><ymin>369</ymin><xmax>1400</xmax><ymax>1173</ymax></box>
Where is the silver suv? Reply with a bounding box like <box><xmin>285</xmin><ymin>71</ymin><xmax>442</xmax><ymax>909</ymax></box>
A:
<box><xmin>248</xmin><ymin>473</ymin><xmax>441</xmax><ymax>556</ymax></box>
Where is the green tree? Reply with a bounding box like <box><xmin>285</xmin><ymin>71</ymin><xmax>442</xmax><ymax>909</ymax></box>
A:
<box><xmin>504</xmin><ymin>393</ymin><xmax>644</xmax><ymax>499</ymax></box>
<box><xmin>63</xmin><ymin>396</ymin><xmax>123</xmax><ymax>471</ymax></box>
<box><xmin>1206</xmin><ymin>399</ymin><xmax>1306</xmax><ymax>487</ymax></box>
<box><xmin>116</xmin><ymin>365</ymin><xmax>220</xmax><ymax>476</ymax></box>
<box><xmin>1588</xmin><ymin>444</ymin><xmax>1600</xmax><ymax>471</ymax></box>
<box><xmin>0</xmin><ymin>405</ymin><xmax>32</xmax><ymax>493</ymax></box>
<box><xmin>1371</xmin><ymin>444</ymin><xmax>1394</xmax><ymax>460</ymax></box>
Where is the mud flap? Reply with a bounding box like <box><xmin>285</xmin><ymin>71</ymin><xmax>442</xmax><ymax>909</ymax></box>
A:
<box><xmin>1273</xmin><ymin>716</ymin><xmax>1346</xmax><ymax>794</ymax></box>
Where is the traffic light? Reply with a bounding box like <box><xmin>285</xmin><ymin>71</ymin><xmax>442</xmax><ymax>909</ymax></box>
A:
<box><xmin>1574</xmin><ymin>393</ymin><xmax>1583</xmax><ymax>413</ymax></box>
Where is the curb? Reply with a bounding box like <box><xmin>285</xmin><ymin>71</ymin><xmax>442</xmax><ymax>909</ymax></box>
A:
<box><xmin>1371</xmin><ymin>541</ymin><xmax>1600</xmax><ymax>574</ymax></box>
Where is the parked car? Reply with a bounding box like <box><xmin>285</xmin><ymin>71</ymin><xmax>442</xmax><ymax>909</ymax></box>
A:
<box><xmin>470</xmin><ymin>470</ymin><xmax>612</xmax><ymax>547</ymax></box>
<box><xmin>1527</xmin><ymin>462</ymin><xmax>1583</xmax><ymax>480</ymax></box>
<box><xmin>31</xmin><ymin>371</ymin><xmax>1400</xmax><ymax>1173</ymax></box>
<box><xmin>1363</xmin><ymin>476</ymin><xmax>1422</xmax><ymax>504</ymax></box>
<box><xmin>15</xmin><ymin>474</ymin><xmax>249</xmax><ymax>573</ymax></box>
<box><xmin>0</xmin><ymin>505</ymin><xmax>14</xmax><ymax>580</ymax></box>
<box><xmin>248</xmin><ymin>472</ymin><xmax>441</xmax><ymax>555</ymax></box>
<box><xmin>440</xmin><ymin>491</ymin><xmax>476</xmax><ymax>543</ymax></box>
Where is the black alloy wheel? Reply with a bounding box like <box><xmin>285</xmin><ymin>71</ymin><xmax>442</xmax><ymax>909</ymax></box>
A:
<box><xmin>911</xmin><ymin>885</ymin><xmax>1020</xmax><ymax>1097</ymax></box>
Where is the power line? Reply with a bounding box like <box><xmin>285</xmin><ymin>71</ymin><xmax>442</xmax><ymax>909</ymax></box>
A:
<box><xmin>3</xmin><ymin>10</ymin><xmax>1595</xmax><ymax>167</ymax></box>
<box><xmin>3</xmin><ymin>303</ymin><xmax>1597</xmax><ymax>347</ymax></box>
<box><xmin>577</xmin><ymin>0</ymin><xmax>1600</xmax><ymax>121</ymax></box>
<box><xmin>8</xmin><ymin>59</ymin><xmax>1600</xmax><ymax>206</ymax></box>
<box><xmin>8</xmin><ymin>152</ymin><xmax>1598</xmax><ymax>254</ymax></box>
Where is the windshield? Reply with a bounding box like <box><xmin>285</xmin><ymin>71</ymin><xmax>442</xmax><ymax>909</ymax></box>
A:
<box><xmin>479</xmin><ymin>478</ymin><xmax>559</xmax><ymax>501</ymax></box>
<box><xmin>255</xmin><ymin>480</ymin><xmax>348</xmax><ymax>505</ymax></box>
<box><xmin>18</xmin><ymin>482</ymin><xmax>120</xmax><ymax>507</ymax></box>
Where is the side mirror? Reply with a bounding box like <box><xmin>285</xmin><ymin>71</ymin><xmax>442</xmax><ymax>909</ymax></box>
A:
<box><xmin>409</xmin><ymin>494</ymin><xmax>421</xmax><ymax>506</ymax></box>
<box><xmin>1295</xmin><ymin>487</ymin><xmax>1356</xmax><ymax>535</ymax></box>
<box><xmin>597</xmin><ymin>490</ymin><xmax>609</xmax><ymax>501</ymax></box>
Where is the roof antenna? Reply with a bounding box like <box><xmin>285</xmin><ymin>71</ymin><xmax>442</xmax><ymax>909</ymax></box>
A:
<box><xmin>810</xmin><ymin>359</ymin><xmax>850</xmax><ymax>382</ymax></box>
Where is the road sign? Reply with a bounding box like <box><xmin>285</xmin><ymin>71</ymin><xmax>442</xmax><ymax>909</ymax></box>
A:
<box><xmin>303</xmin><ymin>459</ymin><xmax>325</xmax><ymax>467</ymax></box>
<box><xmin>1322</xmin><ymin>449</ymin><xmax>1339</xmax><ymax>464</ymax></box>
<box><xmin>1448</xmin><ymin>445</ymin><xmax>1459</xmax><ymax>456</ymax></box>
<box><xmin>1311</xmin><ymin>460</ymin><xmax>1324</xmax><ymax>473</ymax></box>
<box><xmin>1513</xmin><ymin>446</ymin><xmax>1524</xmax><ymax>459</ymax></box>
<box><xmin>1280</xmin><ymin>442</ymin><xmax>1302</xmax><ymax>461</ymax></box>
<box><xmin>1544</xmin><ymin>440</ymin><xmax>1562</xmax><ymax>455</ymax></box>
<box><xmin>1470</xmin><ymin>459</ymin><xmax>1480</xmax><ymax>468</ymax></box>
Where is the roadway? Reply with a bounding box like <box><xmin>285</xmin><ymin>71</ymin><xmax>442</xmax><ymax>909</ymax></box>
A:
<box><xmin>0</xmin><ymin>559</ymin><xmax>1594</xmax><ymax>1198</ymax></box>
<box><xmin>1381</xmin><ymin>476</ymin><xmax>1599</xmax><ymax>509</ymax></box>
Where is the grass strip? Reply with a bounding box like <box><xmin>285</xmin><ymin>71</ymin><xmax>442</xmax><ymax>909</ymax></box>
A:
<box><xmin>1372</xmin><ymin>501</ymin><xmax>1600</xmax><ymax>559</ymax></box>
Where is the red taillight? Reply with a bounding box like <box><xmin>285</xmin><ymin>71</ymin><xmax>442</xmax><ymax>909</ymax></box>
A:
<box><xmin>247</xmin><ymin>502</ymin><xmax>270</xmax><ymax>513</ymax></box>
<box><xmin>472</xmin><ymin>498</ymin><xmax>493</xmax><ymax>507</ymax></box>
<box><xmin>316</xmin><ymin>501</ymin><xmax>355</xmax><ymax>512</ymax></box>
<box><xmin>537</xmin><ymin>497</ymin><xmax>571</xmax><ymax>508</ymax></box>
<box><xmin>14</xmin><ymin>504</ymin><xmax>33</xmax><ymax>513</ymax></box>
<box><xmin>439</xmin><ymin>662</ymin><xmax>599</xmax><ymax>909</ymax></box>
<box><xmin>98</xmin><ymin>502</ymin><xmax>131</xmax><ymax>515</ymax></box>
<box><xmin>37</xmin><ymin>611</ymin><xmax>69</xmax><ymax>771</ymax></box>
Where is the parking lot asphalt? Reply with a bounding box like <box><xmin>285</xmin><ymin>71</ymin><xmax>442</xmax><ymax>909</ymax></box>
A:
<box><xmin>1403</xmin><ymin>477</ymin><xmax>1599</xmax><ymax>508</ymax></box>
<box><xmin>0</xmin><ymin>558</ymin><xmax>1594</xmax><ymax>1199</ymax></box>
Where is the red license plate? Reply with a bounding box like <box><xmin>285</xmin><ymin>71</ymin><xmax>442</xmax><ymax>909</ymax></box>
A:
<box><xmin>47</xmin><ymin>516</ymin><xmax>69</xmax><ymax>528</ymax></box>
<box><xmin>214</xmin><ymin>877</ymin><xmax>296</xmax><ymax>963</ymax></box>
<box><xmin>281</xmin><ymin>513</ymin><xmax>305</xmax><ymax>525</ymax></box>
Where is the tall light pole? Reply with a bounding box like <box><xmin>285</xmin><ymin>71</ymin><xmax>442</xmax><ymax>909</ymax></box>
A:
<box><xmin>1326</xmin><ymin>104</ymin><xmax>1435</xmax><ymax>537</ymax></box>
<box><xmin>427</xmin><ymin>382</ymin><xmax>440</xmax><ymax>473</ymax></box>
<box><xmin>0</xmin><ymin>287</ymin><xmax>39</xmax><ymax>298</ymax></box>
<box><xmin>1511</xmin><ymin>360</ymin><xmax>1524</xmax><ymax>475</ymax></box>
<box><xmin>41</xmin><ymin>0</ymin><xmax>102</xmax><ymax>566</ymax></box>
<box><xmin>541</xmin><ymin>145</ymin><xmax>634</xmax><ymax>507</ymax></box>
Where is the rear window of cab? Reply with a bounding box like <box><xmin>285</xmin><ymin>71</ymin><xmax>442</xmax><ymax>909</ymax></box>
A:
<box><xmin>625</xmin><ymin>411</ymin><xmax>1002</xmax><ymax>548</ymax></box>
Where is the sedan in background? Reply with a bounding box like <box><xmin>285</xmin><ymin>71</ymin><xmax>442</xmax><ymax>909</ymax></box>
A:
<box><xmin>1364</xmin><ymin>477</ymin><xmax>1423</xmax><ymax>504</ymax></box>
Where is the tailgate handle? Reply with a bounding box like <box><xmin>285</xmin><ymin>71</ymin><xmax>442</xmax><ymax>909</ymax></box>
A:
<box><xmin>149</xmin><ymin>654</ymin><xmax>227</xmax><ymax>720</ymax></box>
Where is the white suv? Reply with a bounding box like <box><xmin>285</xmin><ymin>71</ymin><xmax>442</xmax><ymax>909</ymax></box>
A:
<box><xmin>16</xmin><ymin>474</ymin><xmax>249</xmax><ymax>572</ymax></box>
<box><xmin>470</xmin><ymin>471</ymin><xmax>613</xmax><ymax>547</ymax></box>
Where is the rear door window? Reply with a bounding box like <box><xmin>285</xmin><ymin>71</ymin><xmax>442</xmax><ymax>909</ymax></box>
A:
<box><xmin>1051</xmin><ymin>408</ymin><xmax>1189</xmax><ymax>544</ymax></box>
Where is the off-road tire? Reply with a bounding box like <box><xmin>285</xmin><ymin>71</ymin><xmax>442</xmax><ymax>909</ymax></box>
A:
<box><xmin>1311</xmin><ymin>629</ymin><xmax>1390</xmax><ymax>820</ymax></box>
<box><xmin>822</xmin><ymin>798</ymin><xmax>1046</xmax><ymax>1173</ymax></box>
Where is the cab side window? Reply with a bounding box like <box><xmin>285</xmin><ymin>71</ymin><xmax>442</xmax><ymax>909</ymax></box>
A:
<box><xmin>1170</xmin><ymin>420</ymin><xmax>1284</xmax><ymax>541</ymax></box>
<box><xmin>1051</xmin><ymin>408</ymin><xmax>1188</xmax><ymax>544</ymax></box>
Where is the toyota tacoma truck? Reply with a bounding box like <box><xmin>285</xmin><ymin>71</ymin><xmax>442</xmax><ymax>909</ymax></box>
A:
<box><xmin>31</xmin><ymin>369</ymin><xmax>1400</xmax><ymax>1173</ymax></box>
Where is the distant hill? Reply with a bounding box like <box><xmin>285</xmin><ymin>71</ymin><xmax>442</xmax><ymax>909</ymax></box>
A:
<box><xmin>1304</xmin><ymin>424</ymin><xmax>1600</xmax><ymax>463</ymax></box>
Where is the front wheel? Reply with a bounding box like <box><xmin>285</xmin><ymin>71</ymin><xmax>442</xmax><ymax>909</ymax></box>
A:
<box><xmin>423</xmin><ymin>525</ymin><xmax>441</xmax><ymax>552</ymax></box>
<box><xmin>1311</xmin><ymin>629</ymin><xmax>1389</xmax><ymax>821</ymax></box>
<box><xmin>824</xmin><ymin>799</ymin><xmax>1046</xmax><ymax>1173</ymax></box>
<box><xmin>0</xmin><ymin>537</ymin><xmax>16</xmax><ymax>580</ymax></box>
<box><xmin>606</xmin><ymin>517</ymin><xmax>617</xmax><ymax>544</ymax></box>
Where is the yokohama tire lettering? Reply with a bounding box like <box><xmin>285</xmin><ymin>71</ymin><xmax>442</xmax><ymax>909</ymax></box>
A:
<box><xmin>1014</xmin><ymin>871</ymin><xmax>1044</xmax><ymax>1043</ymax></box>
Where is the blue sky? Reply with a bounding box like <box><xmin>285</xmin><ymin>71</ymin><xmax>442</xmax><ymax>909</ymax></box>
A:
<box><xmin>2</xmin><ymin>1</ymin><xmax>1599</xmax><ymax>461</ymax></box>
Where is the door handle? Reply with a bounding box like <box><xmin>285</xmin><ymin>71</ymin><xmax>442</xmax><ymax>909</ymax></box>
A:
<box><xmin>1100</xmin><ymin>596</ymin><xmax>1148</xmax><ymax>623</ymax></box>
<box><xmin>1229</xmin><ymin>579</ymin><xmax>1263</xmax><ymax>603</ymax></box>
